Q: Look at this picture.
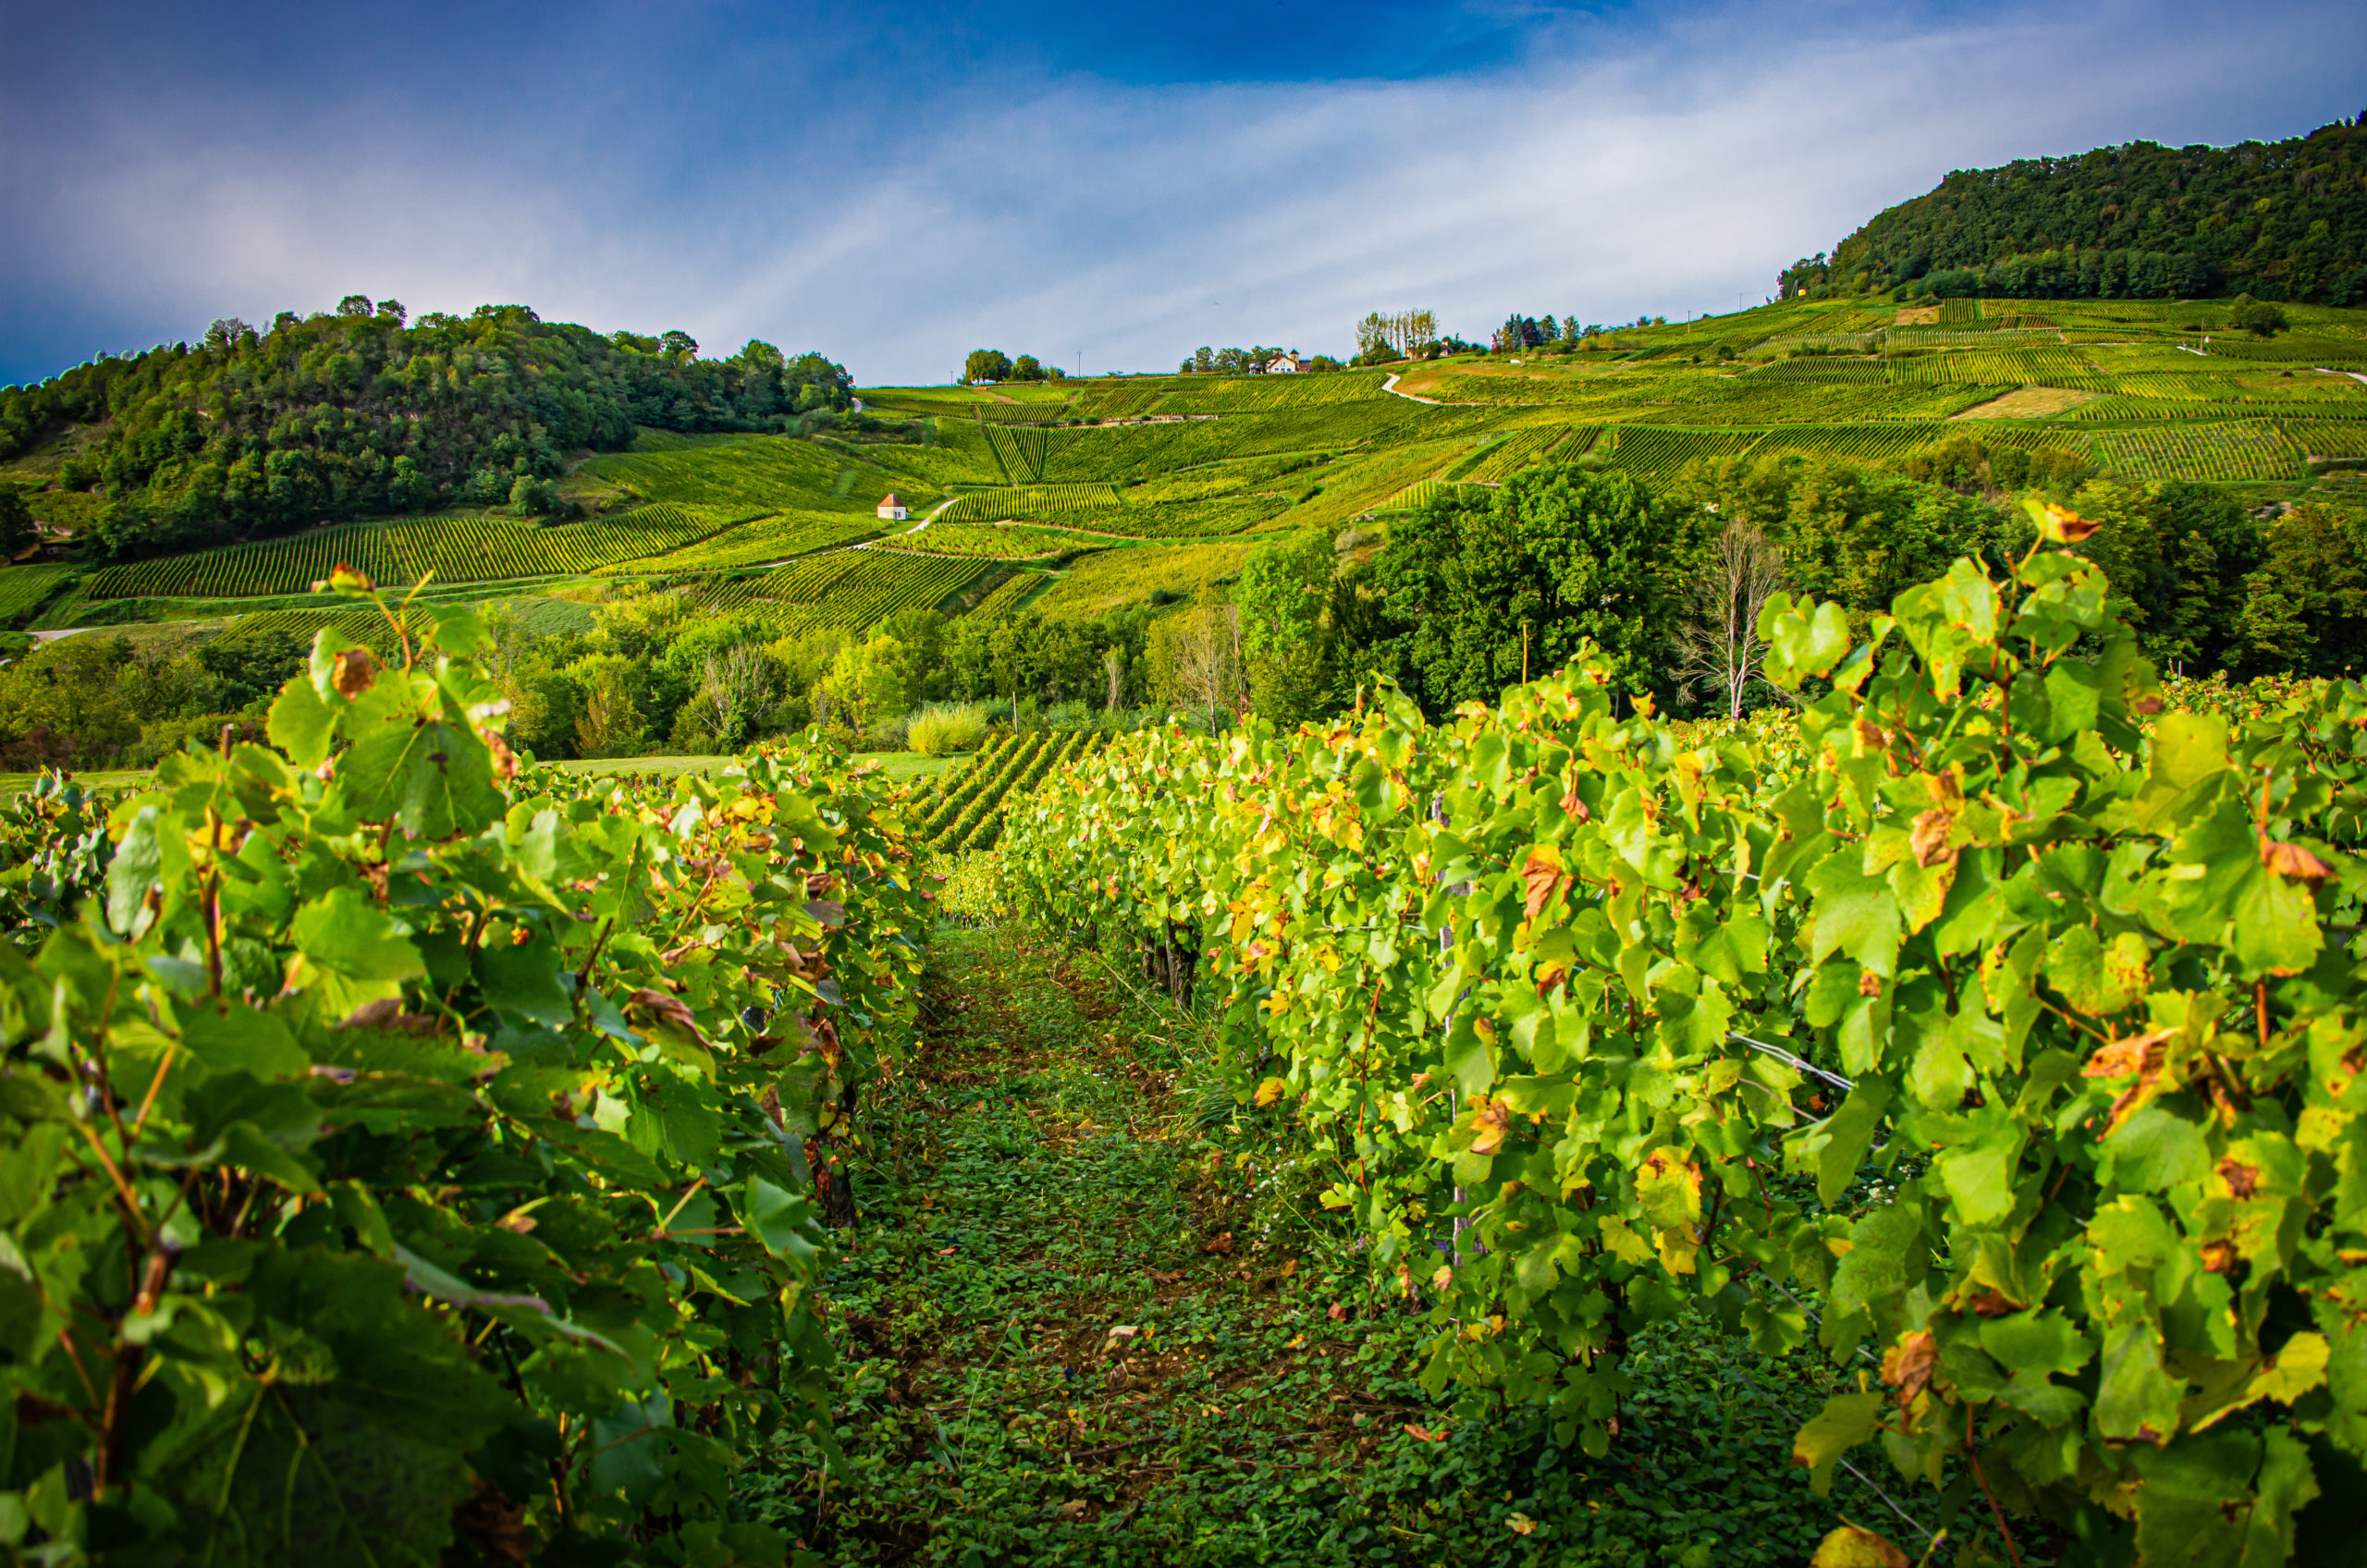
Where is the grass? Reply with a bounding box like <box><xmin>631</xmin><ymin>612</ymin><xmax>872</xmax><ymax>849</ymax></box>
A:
<box><xmin>739</xmin><ymin>925</ymin><xmax>1990</xmax><ymax>1565</ymax></box>
<box><xmin>1950</xmin><ymin>386</ymin><xmax>2097</xmax><ymax>419</ymax></box>
<box><xmin>1033</xmin><ymin>541</ymin><xmax>1260</xmax><ymax>620</ymax></box>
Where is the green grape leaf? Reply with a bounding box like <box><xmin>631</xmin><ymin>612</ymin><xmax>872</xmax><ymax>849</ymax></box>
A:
<box><xmin>1808</xmin><ymin>851</ymin><xmax>1900</xmax><ymax>978</ymax></box>
<box><xmin>1935</xmin><ymin>1120</ymin><xmax>2024</xmax><ymax>1226</ymax></box>
<box><xmin>105</xmin><ymin>805</ymin><xmax>163</xmax><ymax>937</ymax></box>
<box><xmin>289</xmin><ymin>886</ymin><xmax>425</xmax><ymax>1017</ymax></box>
<box><xmin>1759</xmin><ymin>594</ymin><xmax>1852</xmax><ymax>688</ymax></box>
<box><xmin>2095</xmin><ymin>1320</ymin><xmax>2186</xmax><ymax>1444</ymax></box>
<box><xmin>741</xmin><ymin>1176</ymin><xmax>821</xmax><ymax>1264</ymax></box>
<box><xmin>176</xmin><ymin>1000</ymin><xmax>307</xmax><ymax>1079</ymax></box>
<box><xmin>1791</xmin><ymin>1390</ymin><xmax>1885</xmax><ymax>1494</ymax></box>
<box><xmin>266</xmin><ymin>673</ymin><xmax>338</xmax><ymax>768</ymax></box>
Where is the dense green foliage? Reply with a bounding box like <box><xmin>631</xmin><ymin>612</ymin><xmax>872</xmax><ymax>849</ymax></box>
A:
<box><xmin>1783</xmin><ymin>116</ymin><xmax>2367</xmax><ymax>302</ymax></box>
<box><xmin>751</xmin><ymin>928</ymin><xmax>1928</xmax><ymax>1565</ymax></box>
<box><xmin>1368</xmin><ymin>466</ymin><xmax>1703</xmax><ymax>706</ymax></box>
<box><xmin>1005</xmin><ymin>512</ymin><xmax>2367</xmax><ymax>1565</ymax></box>
<box><xmin>0</xmin><ymin>576</ymin><xmax>930</xmax><ymax>1563</ymax></box>
<box><xmin>0</xmin><ymin>298</ymin><xmax>852</xmax><ymax>560</ymax></box>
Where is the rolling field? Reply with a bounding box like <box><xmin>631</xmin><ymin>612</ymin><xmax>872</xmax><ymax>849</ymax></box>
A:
<box><xmin>82</xmin><ymin>505</ymin><xmax>729</xmax><ymax>601</ymax></box>
<box><xmin>1032</xmin><ymin>539</ymin><xmax>1260</xmax><ymax>619</ymax></box>
<box><xmin>17</xmin><ymin>293</ymin><xmax>2367</xmax><ymax>645</ymax></box>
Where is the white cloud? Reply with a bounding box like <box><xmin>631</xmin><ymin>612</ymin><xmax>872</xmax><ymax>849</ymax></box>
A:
<box><xmin>4</xmin><ymin>0</ymin><xmax>2361</xmax><ymax>384</ymax></box>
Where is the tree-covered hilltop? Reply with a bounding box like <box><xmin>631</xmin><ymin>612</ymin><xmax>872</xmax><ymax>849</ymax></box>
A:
<box><xmin>0</xmin><ymin>296</ymin><xmax>853</xmax><ymax>559</ymax></box>
<box><xmin>1780</xmin><ymin>113</ymin><xmax>2367</xmax><ymax>303</ymax></box>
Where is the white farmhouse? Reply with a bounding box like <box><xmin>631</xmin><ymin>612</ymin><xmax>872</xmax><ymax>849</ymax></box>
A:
<box><xmin>877</xmin><ymin>494</ymin><xmax>908</xmax><ymax>521</ymax></box>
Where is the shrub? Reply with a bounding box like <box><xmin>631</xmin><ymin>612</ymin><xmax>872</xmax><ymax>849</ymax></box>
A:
<box><xmin>907</xmin><ymin>700</ymin><xmax>990</xmax><ymax>754</ymax></box>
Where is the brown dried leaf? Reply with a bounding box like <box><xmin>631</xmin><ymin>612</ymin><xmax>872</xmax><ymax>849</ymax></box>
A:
<box><xmin>627</xmin><ymin>988</ymin><xmax>710</xmax><ymax>1047</ymax></box>
<box><xmin>2259</xmin><ymin>835</ymin><xmax>2334</xmax><ymax>887</ymax></box>
<box><xmin>332</xmin><ymin>645</ymin><xmax>378</xmax><ymax>699</ymax></box>
<box><xmin>1909</xmin><ymin>808</ymin><xmax>1956</xmax><ymax>869</ymax></box>
<box><xmin>1521</xmin><ymin>848</ymin><xmax>1564</xmax><ymax>921</ymax></box>
<box><xmin>2037</xmin><ymin>502</ymin><xmax>2103</xmax><ymax>545</ymax></box>
<box><xmin>1468</xmin><ymin>1096</ymin><xmax>1513</xmax><ymax>1156</ymax></box>
<box><xmin>2215</xmin><ymin>1157</ymin><xmax>2260</xmax><ymax>1199</ymax></box>
<box><xmin>1880</xmin><ymin>1329</ymin><xmax>1938</xmax><ymax>1406</ymax></box>
<box><xmin>2081</xmin><ymin>1027</ymin><xmax>2175</xmax><ymax>1080</ymax></box>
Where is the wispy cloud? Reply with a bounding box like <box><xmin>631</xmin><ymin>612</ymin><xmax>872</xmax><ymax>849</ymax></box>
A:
<box><xmin>2</xmin><ymin>0</ymin><xmax>2360</xmax><ymax>386</ymax></box>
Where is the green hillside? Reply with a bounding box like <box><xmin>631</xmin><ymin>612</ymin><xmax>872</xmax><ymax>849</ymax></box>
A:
<box><xmin>1783</xmin><ymin>114</ymin><xmax>2367</xmax><ymax>302</ymax></box>
<box><xmin>2</xmin><ymin>285</ymin><xmax>2365</xmax><ymax>769</ymax></box>
<box><xmin>0</xmin><ymin>299</ymin><xmax>856</xmax><ymax>561</ymax></box>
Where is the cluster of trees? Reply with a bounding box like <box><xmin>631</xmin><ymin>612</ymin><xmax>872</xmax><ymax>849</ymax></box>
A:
<box><xmin>0</xmin><ymin>625</ymin><xmax>315</xmax><ymax>771</ymax></box>
<box><xmin>960</xmin><ymin>349</ymin><xmax>1068</xmax><ymax>385</ymax></box>
<box><xmin>1346</xmin><ymin>310</ymin><xmax>1481</xmax><ymax>366</ymax></box>
<box><xmin>1782</xmin><ymin>116</ymin><xmax>2367</xmax><ymax>302</ymax></box>
<box><xmin>0</xmin><ymin>297</ymin><xmax>854</xmax><ymax>561</ymax></box>
<box><xmin>1490</xmin><ymin>314</ymin><xmax>1600</xmax><ymax>351</ymax></box>
<box><xmin>1191</xmin><ymin>437</ymin><xmax>2367</xmax><ymax>730</ymax></box>
<box><xmin>1174</xmin><ymin>346</ymin><xmax>1343</xmax><ymax>375</ymax></box>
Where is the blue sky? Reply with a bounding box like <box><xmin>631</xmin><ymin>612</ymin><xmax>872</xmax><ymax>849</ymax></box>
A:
<box><xmin>2</xmin><ymin>0</ymin><xmax>2361</xmax><ymax>388</ymax></box>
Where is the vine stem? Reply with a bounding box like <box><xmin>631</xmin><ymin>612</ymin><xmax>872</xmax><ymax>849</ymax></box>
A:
<box><xmin>1968</xmin><ymin>1406</ymin><xmax>2026</xmax><ymax>1568</ymax></box>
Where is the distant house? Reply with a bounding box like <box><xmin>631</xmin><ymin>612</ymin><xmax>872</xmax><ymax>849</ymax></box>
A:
<box><xmin>877</xmin><ymin>494</ymin><xmax>908</xmax><ymax>521</ymax></box>
<box><xmin>1266</xmin><ymin>354</ymin><xmax>1304</xmax><ymax>374</ymax></box>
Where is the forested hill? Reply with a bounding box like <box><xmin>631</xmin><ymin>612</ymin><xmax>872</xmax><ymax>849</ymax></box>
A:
<box><xmin>1780</xmin><ymin>113</ymin><xmax>2367</xmax><ymax>304</ymax></box>
<box><xmin>0</xmin><ymin>297</ymin><xmax>853</xmax><ymax>559</ymax></box>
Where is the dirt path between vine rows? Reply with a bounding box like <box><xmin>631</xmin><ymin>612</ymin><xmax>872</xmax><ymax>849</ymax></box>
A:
<box><xmin>737</xmin><ymin>926</ymin><xmax>1909</xmax><ymax>1567</ymax></box>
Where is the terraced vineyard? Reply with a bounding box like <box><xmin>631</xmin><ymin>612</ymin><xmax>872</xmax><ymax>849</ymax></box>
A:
<box><xmin>962</xmin><ymin>571</ymin><xmax>1046</xmax><ymax>621</ymax></box>
<box><xmin>1887</xmin><ymin>344</ymin><xmax>2103</xmax><ymax>386</ymax></box>
<box><xmin>937</xmin><ymin>484</ymin><xmax>1122</xmax><ymax>521</ymax></box>
<box><xmin>2289</xmin><ymin>418</ymin><xmax>2367</xmax><ymax>459</ymax></box>
<box><xmin>1034</xmin><ymin>538</ymin><xmax>1260</xmax><ymax>619</ymax></box>
<box><xmin>2079</xmin><ymin>419</ymin><xmax>2305</xmax><ymax>482</ymax></box>
<box><xmin>909</xmin><ymin>729</ymin><xmax>1106</xmax><ymax>852</ymax></box>
<box><xmin>871</xmin><ymin>523</ymin><xmax>1071</xmax><ymax>559</ymax></box>
<box><xmin>0</xmin><ymin>564</ymin><xmax>78</xmax><ymax>625</ymax></box>
<box><xmin>1744</xmin><ymin>422</ymin><xmax>1951</xmax><ymax>461</ymax></box>
<box><xmin>596</xmin><ymin>509</ymin><xmax>881</xmax><ymax>573</ymax></box>
<box><xmin>83</xmin><ymin>504</ymin><xmax>729</xmax><ymax>600</ymax></box>
<box><xmin>695</xmin><ymin>548</ymin><xmax>990</xmax><ymax>635</ymax></box>
<box><xmin>1455</xmin><ymin>424</ymin><xmax>1597</xmax><ymax>482</ymax></box>
<box><xmin>1599</xmin><ymin>425</ymin><xmax>1762</xmax><ymax>475</ymax></box>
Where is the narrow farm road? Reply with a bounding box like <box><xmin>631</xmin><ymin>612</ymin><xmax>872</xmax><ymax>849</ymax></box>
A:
<box><xmin>739</xmin><ymin>927</ymin><xmax>1930</xmax><ymax>1566</ymax></box>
